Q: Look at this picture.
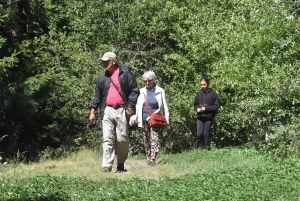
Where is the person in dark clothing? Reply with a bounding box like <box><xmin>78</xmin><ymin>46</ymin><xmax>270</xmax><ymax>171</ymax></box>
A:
<box><xmin>194</xmin><ymin>77</ymin><xmax>220</xmax><ymax>150</ymax></box>
<box><xmin>89</xmin><ymin>52</ymin><xmax>139</xmax><ymax>173</ymax></box>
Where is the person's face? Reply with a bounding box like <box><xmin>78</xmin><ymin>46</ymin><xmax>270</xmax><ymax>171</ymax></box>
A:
<box><xmin>200</xmin><ymin>81</ymin><xmax>209</xmax><ymax>91</ymax></box>
<box><xmin>143</xmin><ymin>78</ymin><xmax>154</xmax><ymax>89</ymax></box>
<box><xmin>102</xmin><ymin>60</ymin><xmax>115</xmax><ymax>74</ymax></box>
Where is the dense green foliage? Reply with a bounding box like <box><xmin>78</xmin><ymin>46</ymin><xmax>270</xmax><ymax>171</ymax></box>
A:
<box><xmin>1</xmin><ymin>148</ymin><xmax>300</xmax><ymax>200</ymax></box>
<box><xmin>0</xmin><ymin>0</ymin><xmax>299</xmax><ymax>160</ymax></box>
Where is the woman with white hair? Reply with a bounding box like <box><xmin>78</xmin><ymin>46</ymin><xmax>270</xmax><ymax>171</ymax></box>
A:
<box><xmin>129</xmin><ymin>71</ymin><xmax>169</xmax><ymax>165</ymax></box>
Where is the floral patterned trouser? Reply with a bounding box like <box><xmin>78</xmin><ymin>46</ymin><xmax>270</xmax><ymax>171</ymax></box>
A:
<box><xmin>142</xmin><ymin>123</ymin><xmax>160</xmax><ymax>162</ymax></box>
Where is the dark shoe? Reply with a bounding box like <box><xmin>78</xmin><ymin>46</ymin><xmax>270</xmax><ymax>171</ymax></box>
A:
<box><xmin>116</xmin><ymin>163</ymin><xmax>126</xmax><ymax>173</ymax></box>
<box><xmin>101</xmin><ymin>167</ymin><xmax>112</xmax><ymax>173</ymax></box>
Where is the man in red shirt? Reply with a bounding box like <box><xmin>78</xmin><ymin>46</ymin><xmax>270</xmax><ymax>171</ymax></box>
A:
<box><xmin>89</xmin><ymin>52</ymin><xmax>139</xmax><ymax>172</ymax></box>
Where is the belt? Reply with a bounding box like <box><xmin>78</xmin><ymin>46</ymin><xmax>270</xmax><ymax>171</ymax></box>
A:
<box><xmin>107</xmin><ymin>104</ymin><xmax>124</xmax><ymax>109</ymax></box>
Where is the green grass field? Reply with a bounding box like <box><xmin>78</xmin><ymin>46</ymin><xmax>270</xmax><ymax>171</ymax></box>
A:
<box><xmin>1</xmin><ymin>147</ymin><xmax>300</xmax><ymax>200</ymax></box>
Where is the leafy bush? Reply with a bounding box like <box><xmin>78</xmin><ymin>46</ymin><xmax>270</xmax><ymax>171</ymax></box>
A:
<box><xmin>256</xmin><ymin>116</ymin><xmax>300</xmax><ymax>160</ymax></box>
<box><xmin>0</xmin><ymin>0</ymin><xmax>300</xmax><ymax>159</ymax></box>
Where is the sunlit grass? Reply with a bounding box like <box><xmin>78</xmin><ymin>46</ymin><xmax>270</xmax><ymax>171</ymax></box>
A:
<box><xmin>0</xmin><ymin>148</ymin><xmax>211</xmax><ymax>180</ymax></box>
<box><xmin>1</xmin><ymin>147</ymin><xmax>300</xmax><ymax>200</ymax></box>
<box><xmin>0</xmin><ymin>147</ymin><xmax>269</xmax><ymax>181</ymax></box>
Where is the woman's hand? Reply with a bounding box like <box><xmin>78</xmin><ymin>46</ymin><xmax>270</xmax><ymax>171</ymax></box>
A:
<box><xmin>129</xmin><ymin>115</ymin><xmax>137</xmax><ymax>126</ymax></box>
<box><xmin>129</xmin><ymin>119</ymin><xmax>135</xmax><ymax>126</ymax></box>
<box><xmin>197</xmin><ymin>107</ymin><xmax>206</xmax><ymax>113</ymax></box>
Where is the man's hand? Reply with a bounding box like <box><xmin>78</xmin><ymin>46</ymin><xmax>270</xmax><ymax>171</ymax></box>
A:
<box><xmin>126</xmin><ymin>107</ymin><xmax>134</xmax><ymax>117</ymax></box>
<box><xmin>89</xmin><ymin>109</ymin><xmax>96</xmax><ymax>124</ymax></box>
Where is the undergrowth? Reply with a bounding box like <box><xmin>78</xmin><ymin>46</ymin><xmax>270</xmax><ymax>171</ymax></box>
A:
<box><xmin>0</xmin><ymin>147</ymin><xmax>300</xmax><ymax>200</ymax></box>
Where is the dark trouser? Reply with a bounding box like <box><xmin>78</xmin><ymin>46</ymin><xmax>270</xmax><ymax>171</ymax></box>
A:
<box><xmin>197</xmin><ymin>117</ymin><xmax>213</xmax><ymax>150</ymax></box>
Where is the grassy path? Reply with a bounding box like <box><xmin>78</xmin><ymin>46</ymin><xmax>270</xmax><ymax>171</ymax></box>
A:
<box><xmin>1</xmin><ymin>148</ymin><xmax>300</xmax><ymax>200</ymax></box>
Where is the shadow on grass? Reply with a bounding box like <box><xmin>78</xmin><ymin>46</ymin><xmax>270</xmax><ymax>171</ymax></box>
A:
<box><xmin>4</xmin><ymin>193</ymin><xmax>71</xmax><ymax>201</ymax></box>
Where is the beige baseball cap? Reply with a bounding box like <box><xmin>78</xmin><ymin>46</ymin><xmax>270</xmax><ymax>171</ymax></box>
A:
<box><xmin>100</xmin><ymin>52</ymin><xmax>117</xmax><ymax>61</ymax></box>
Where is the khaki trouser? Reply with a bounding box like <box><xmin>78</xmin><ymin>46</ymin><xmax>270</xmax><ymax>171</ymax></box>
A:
<box><xmin>102</xmin><ymin>106</ymin><xmax>129</xmax><ymax>168</ymax></box>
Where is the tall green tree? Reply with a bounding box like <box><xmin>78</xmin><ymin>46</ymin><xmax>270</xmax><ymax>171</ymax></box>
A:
<box><xmin>1</xmin><ymin>0</ymin><xmax>299</xmax><ymax>160</ymax></box>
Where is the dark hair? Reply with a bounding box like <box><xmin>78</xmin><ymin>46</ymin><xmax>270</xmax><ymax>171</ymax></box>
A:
<box><xmin>200</xmin><ymin>76</ymin><xmax>210</xmax><ymax>84</ymax></box>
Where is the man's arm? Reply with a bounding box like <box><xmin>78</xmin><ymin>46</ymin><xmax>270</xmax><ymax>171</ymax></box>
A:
<box><xmin>89</xmin><ymin>109</ymin><xmax>96</xmax><ymax>124</ymax></box>
<box><xmin>89</xmin><ymin>76</ymin><xmax>102</xmax><ymax>124</ymax></box>
<box><xmin>126</xmin><ymin>70</ymin><xmax>140</xmax><ymax>108</ymax></box>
